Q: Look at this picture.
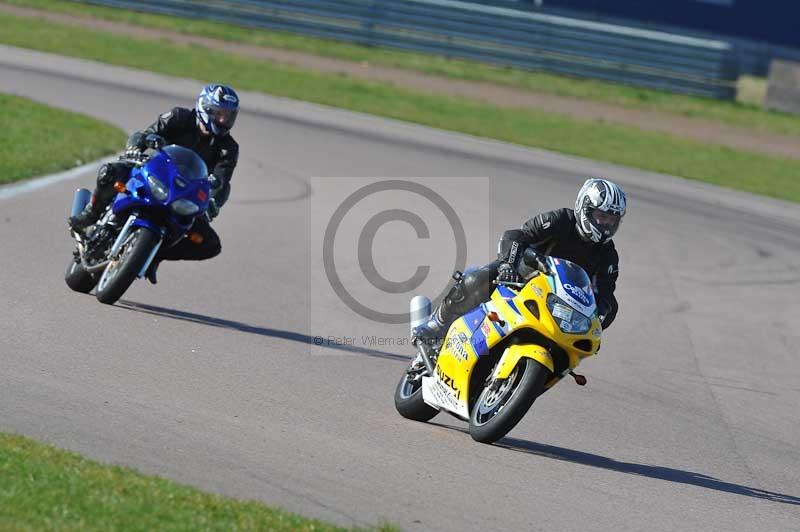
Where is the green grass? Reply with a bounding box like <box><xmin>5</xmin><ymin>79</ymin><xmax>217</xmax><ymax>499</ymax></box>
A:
<box><xmin>4</xmin><ymin>0</ymin><xmax>800</xmax><ymax>137</ymax></box>
<box><xmin>0</xmin><ymin>92</ymin><xmax>125</xmax><ymax>184</ymax></box>
<box><xmin>0</xmin><ymin>432</ymin><xmax>397</xmax><ymax>531</ymax></box>
<box><xmin>1</xmin><ymin>11</ymin><xmax>798</xmax><ymax>203</ymax></box>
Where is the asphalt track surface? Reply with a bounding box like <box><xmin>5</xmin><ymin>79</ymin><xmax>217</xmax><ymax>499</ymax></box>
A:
<box><xmin>2</xmin><ymin>46</ymin><xmax>799</xmax><ymax>531</ymax></box>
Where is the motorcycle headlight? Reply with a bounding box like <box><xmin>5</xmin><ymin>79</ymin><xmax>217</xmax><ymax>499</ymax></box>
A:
<box><xmin>146</xmin><ymin>175</ymin><xmax>168</xmax><ymax>201</ymax></box>
<box><xmin>171</xmin><ymin>198</ymin><xmax>200</xmax><ymax>215</ymax></box>
<box><xmin>546</xmin><ymin>294</ymin><xmax>591</xmax><ymax>334</ymax></box>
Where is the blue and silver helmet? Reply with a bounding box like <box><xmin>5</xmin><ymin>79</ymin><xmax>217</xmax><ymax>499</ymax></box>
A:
<box><xmin>196</xmin><ymin>84</ymin><xmax>239</xmax><ymax>136</ymax></box>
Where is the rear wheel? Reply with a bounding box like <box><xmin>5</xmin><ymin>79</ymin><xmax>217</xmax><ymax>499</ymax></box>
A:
<box><xmin>394</xmin><ymin>358</ymin><xmax>439</xmax><ymax>422</ymax></box>
<box><xmin>64</xmin><ymin>256</ymin><xmax>96</xmax><ymax>293</ymax></box>
<box><xmin>95</xmin><ymin>227</ymin><xmax>159</xmax><ymax>305</ymax></box>
<box><xmin>469</xmin><ymin>358</ymin><xmax>550</xmax><ymax>444</ymax></box>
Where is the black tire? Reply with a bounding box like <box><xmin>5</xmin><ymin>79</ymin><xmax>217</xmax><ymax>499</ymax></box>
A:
<box><xmin>394</xmin><ymin>362</ymin><xmax>439</xmax><ymax>422</ymax></box>
<box><xmin>469</xmin><ymin>358</ymin><xmax>550</xmax><ymax>444</ymax></box>
<box><xmin>64</xmin><ymin>257</ymin><xmax>97</xmax><ymax>293</ymax></box>
<box><xmin>95</xmin><ymin>227</ymin><xmax>159</xmax><ymax>305</ymax></box>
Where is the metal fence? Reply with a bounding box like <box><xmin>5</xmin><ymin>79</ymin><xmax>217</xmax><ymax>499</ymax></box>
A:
<box><xmin>79</xmin><ymin>0</ymin><xmax>739</xmax><ymax>99</ymax></box>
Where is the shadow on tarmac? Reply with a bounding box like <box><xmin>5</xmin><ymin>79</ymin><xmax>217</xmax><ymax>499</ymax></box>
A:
<box><xmin>117</xmin><ymin>299</ymin><xmax>408</xmax><ymax>363</ymax></box>
<box><xmin>427</xmin><ymin>421</ymin><xmax>799</xmax><ymax>506</ymax></box>
<box><xmin>497</xmin><ymin>436</ymin><xmax>800</xmax><ymax>506</ymax></box>
<box><xmin>117</xmin><ymin>300</ymin><xmax>799</xmax><ymax>506</ymax></box>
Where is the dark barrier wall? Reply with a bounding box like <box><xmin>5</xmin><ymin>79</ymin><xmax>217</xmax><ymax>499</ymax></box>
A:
<box><xmin>511</xmin><ymin>0</ymin><xmax>800</xmax><ymax>48</ymax></box>
<box><xmin>79</xmin><ymin>0</ymin><xmax>738</xmax><ymax>99</ymax></box>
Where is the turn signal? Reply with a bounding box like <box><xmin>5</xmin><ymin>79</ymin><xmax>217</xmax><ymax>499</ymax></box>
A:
<box><xmin>188</xmin><ymin>232</ymin><xmax>204</xmax><ymax>244</ymax></box>
<box><xmin>114</xmin><ymin>181</ymin><xmax>127</xmax><ymax>193</ymax></box>
<box><xmin>487</xmin><ymin>311</ymin><xmax>506</xmax><ymax>327</ymax></box>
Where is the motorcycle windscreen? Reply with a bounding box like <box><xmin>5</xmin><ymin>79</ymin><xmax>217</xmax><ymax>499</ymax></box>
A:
<box><xmin>551</xmin><ymin>258</ymin><xmax>596</xmax><ymax>316</ymax></box>
<box><xmin>161</xmin><ymin>145</ymin><xmax>208</xmax><ymax>181</ymax></box>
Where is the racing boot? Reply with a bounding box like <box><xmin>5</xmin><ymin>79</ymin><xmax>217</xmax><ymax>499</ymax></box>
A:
<box><xmin>411</xmin><ymin>271</ymin><xmax>468</xmax><ymax>349</ymax></box>
<box><xmin>69</xmin><ymin>163</ymin><xmax>127</xmax><ymax>232</ymax></box>
<box><xmin>412</xmin><ymin>312</ymin><xmax>447</xmax><ymax>347</ymax></box>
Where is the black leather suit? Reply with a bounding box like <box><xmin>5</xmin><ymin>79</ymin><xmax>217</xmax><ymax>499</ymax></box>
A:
<box><xmin>93</xmin><ymin>107</ymin><xmax>239</xmax><ymax>262</ymax></box>
<box><xmin>435</xmin><ymin>208</ymin><xmax>620</xmax><ymax>329</ymax></box>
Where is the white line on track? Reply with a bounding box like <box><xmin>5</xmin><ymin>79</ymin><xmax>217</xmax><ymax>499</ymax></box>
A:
<box><xmin>0</xmin><ymin>155</ymin><xmax>116</xmax><ymax>201</ymax></box>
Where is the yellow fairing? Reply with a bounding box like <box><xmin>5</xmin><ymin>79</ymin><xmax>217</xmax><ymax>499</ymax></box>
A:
<box><xmin>493</xmin><ymin>344</ymin><xmax>553</xmax><ymax>378</ymax></box>
<box><xmin>433</xmin><ymin>318</ymin><xmax>479</xmax><ymax>414</ymax></box>
<box><xmin>431</xmin><ymin>270</ymin><xmax>602</xmax><ymax>417</ymax></box>
<box><xmin>488</xmin><ymin>273</ymin><xmax>602</xmax><ymax>368</ymax></box>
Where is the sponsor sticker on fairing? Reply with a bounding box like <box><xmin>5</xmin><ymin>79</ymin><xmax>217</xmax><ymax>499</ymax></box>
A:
<box><xmin>551</xmin><ymin>259</ymin><xmax>596</xmax><ymax>316</ymax></box>
<box><xmin>446</xmin><ymin>332</ymin><xmax>471</xmax><ymax>362</ymax></box>
<box><xmin>563</xmin><ymin>283</ymin><xmax>591</xmax><ymax>307</ymax></box>
<box><xmin>424</xmin><ymin>375</ymin><xmax>459</xmax><ymax>411</ymax></box>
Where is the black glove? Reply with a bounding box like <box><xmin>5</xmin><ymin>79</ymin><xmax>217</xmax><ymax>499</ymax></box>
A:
<box><xmin>496</xmin><ymin>263</ymin><xmax>521</xmax><ymax>284</ymax></box>
<box><xmin>144</xmin><ymin>134</ymin><xmax>165</xmax><ymax>150</ymax></box>
<box><xmin>127</xmin><ymin>132</ymin><xmax>146</xmax><ymax>151</ymax></box>
<box><xmin>597</xmin><ymin>299</ymin><xmax>612</xmax><ymax>328</ymax></box>
<box><xmin>208</xmin><ymin>173</ymin><xmax>223</xmax><ymax>192</ymax></box>
<box><xmin>206</xmin><ymin>198</ymin><xmax>220</xmax><ymax>221</ymax></box>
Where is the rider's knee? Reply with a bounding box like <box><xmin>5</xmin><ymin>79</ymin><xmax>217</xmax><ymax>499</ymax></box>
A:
<box><xmin>208</xmin><ymin>240</ymin><xmax>221</xmax><ymax>258</ymax></box>
<box><xmin>204</xmin><ymin>234</ymin><xmax>221</xmax><ymax>259</ymax></box>
<box><xmin>462</xmin><ymin>267</ymin><xmax>490</xmax><ymax>291</ymax></box>
<box><xmin>96</xmin><ymin>162</ymin><xmax>130</xmax><ymax>189</ymax></box>
<box><xmin>96</xmin><ymin>163</ymin><xmax>115</xmax><ymax>186</ymax></box>
<box><xmin>463</xmin><ymin>262</ymin><xmax>500</xmax><ymax>294</ymax></box>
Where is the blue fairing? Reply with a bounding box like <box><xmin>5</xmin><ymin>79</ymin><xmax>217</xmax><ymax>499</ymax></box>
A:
<box><xmin>111</xmin><ymin>145</ymin><xmax>211</xmax><ymax>244</ymax></box>
<box><xmin>131</xmin><ymin>217</ymin><xmax>162</xmax><ymax>235</ymax></box>
<box><xmin>496</xmin><ymin>284</ymin><xmax>516</xmax><ymax>299</ymax></box>
<box><xmin>470</xmin><ymin>326</ymin><xmax>489</xmax><ymax>358</ymax></box>
<box><xmin>552</xmin><ymin>258</ymin><xmax>595</xmax><ymax>308</ymax></box>
<box><xmin>462</xmin><ymin>307</ymin><xmax>487</xmax><ymax>332</ymax></box>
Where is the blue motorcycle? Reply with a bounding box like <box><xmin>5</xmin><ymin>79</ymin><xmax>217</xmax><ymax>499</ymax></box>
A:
<box><xmin>66</xmin><ymin>142</ymin><xmax>211</xmax><ymax>304</ymax></box>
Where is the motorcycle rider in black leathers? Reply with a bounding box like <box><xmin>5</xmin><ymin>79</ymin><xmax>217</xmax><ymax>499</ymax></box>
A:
<box><xmin>69</xmin><ymin>84</ymin><xmax>240</xmax><ymax>284</ymax></box>
<box><xmin>413</xmin><ymin>178</ymin><xmax>627</xmax><ymax>346</ymax></box>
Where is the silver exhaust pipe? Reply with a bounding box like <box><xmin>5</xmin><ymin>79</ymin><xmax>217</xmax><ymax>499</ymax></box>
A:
<box><xmin>70</xmin><ymin>188</ymin><xmax>92</xmax><ymax>218</ymax></box>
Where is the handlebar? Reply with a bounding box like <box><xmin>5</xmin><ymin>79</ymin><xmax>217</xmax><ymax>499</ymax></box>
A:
<box><xmin>118</xmin><ymin>149</ymin><xmax>148</xmax><ymax>166</ymax></box>
<box><xmin>492</xmin><ymin>279</ymin><xmax>527</xmax><ymax>288</ymax></box>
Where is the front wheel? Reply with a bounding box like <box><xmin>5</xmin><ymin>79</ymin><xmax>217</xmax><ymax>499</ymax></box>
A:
<box><xmin>469</xmin><ymin>358</ymin><xmax>550</xmax><ymax>444</ymax></box>
<box><xmin>394</xmin><ymin>358</ymin><xmax>439</xmax><ymax>422</ymax></box>
<box><xmin>95</xmin><ymin>227</ymin><xmax>159</xmax><ymax>305</ymax></box>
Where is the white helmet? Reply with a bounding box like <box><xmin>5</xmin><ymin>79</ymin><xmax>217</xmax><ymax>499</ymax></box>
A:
<box><xmin>574</xmin><ymin>178</ymin><xmax>626</xmax><ymax>244</ymax></box>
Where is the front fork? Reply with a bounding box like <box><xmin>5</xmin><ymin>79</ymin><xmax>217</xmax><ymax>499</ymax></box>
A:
<box><xmin>137</xmin><ymin>238</ymin><xmax>163</xmax><ymax>278</ymax></box>
<box><xmin>107</xmin><ymin>214</ymin><xmax>163</xmax><ymax>277</ymax></box>
<box><xmin>108</xmin><ymin>215</ymin><xmax>138</xmax><ymax>258</ymax></box>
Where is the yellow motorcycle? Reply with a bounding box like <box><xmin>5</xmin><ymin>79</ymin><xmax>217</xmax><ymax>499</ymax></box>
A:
<box><xmin>395</xmin><ymin>250</ymin><xmax>602</xmax><ymax>444</ymax></box>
